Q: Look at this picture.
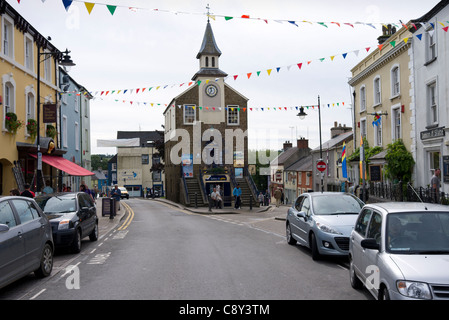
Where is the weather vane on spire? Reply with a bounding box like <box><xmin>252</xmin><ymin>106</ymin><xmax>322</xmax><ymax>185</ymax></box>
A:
<box><xmin>206</xmin><ymin>4</ymin><xmax>211</xmax><ymax>22</ymax></box>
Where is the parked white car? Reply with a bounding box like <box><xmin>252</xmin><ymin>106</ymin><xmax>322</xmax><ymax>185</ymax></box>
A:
<box><xmin>349</xmin><ymin>202</ymin><xmax>449</xmax><ymax>300</ymax></box>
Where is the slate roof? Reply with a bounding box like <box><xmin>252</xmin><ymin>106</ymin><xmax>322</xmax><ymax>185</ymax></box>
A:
<box><xmin>116</xmin><ymin>131</ymin><xmax>163</xmax><ymax>147</ymax></box>
<box><xmin>196</xmin><ymin>21</ymin><xmax>222</xmax><ymax>58</ymax></box>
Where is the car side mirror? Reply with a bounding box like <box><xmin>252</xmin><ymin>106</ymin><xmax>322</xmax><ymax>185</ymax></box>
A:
<box><xmin>0</xmin><ymin>224</ymin><xmax>10</xmax><ymax>232</ymax></box>
<box><xmin>361</xmin><ymin>238</ymin><xmax>380</xmax><ymax>251</ymax></box>
<box><xmin>295</xmin><ymin>211</ymin><xmax>306</xmax><ymax>219</ymax></box>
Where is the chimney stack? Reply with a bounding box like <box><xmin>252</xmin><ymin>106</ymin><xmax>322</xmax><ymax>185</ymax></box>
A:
<box><xmin>283</xmin><ymin>141</ymin><xmax>293</xmax><ymax>151</ymax></box>
<box><xmin>297</xmin><ymin>138</ymin><xmax>308</xmax><ymax>149</ymax></box>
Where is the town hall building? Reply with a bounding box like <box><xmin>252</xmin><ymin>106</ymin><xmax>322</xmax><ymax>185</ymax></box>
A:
<box><xmin>163</xmin><ymin>20</ymin><xmax>256</xmax><ymax>207</ymax></box>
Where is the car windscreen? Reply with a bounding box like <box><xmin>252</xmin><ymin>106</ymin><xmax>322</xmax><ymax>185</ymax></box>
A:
<box><xmin>35</xmin><ymin>196</ymin><xmax>77</xmax><ymax>214</ymax></box>
<box><xmin>311</xmin><ymin>194</ymin><xmax>364</xmax><ymax>215</ymax></box>
<box><xmin>387</xmin><ymin>212</ymin><xmax>449</xmax><ymax>254</ymax></box>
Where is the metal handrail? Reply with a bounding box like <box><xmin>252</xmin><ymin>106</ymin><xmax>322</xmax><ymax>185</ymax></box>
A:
<box><xmin>182</xmin><ymin>174</ymin><xmax>190</xmax><ymax>204</ymax></box>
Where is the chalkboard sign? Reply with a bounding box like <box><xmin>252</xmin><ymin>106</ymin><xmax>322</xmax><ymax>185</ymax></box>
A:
<box><xmin>370</xmin><ymin>165</ymin><xmax>382</xmax><ymax>182</ymax></box>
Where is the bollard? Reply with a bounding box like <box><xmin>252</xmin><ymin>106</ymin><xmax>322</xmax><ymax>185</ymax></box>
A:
<box><xmin>250</xmin><ymin>195</ymin><xmax>253</xmax><ymax>210</ymax></box>
<box><xmin>194</xmin><ymin>192</ymin><xmax>197</xmax><ymax>208</ymax></box>
<box><xmin>109</xmin><ymin>198</ymin><xmax>114</xmax><ymax>220</ymax></box>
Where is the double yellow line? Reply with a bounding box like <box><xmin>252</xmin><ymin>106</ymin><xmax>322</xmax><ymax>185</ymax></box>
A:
<box><xmin>117</xmin><ymin>201</ymin><xmax>134</xmax><ymax>231</ymax></box>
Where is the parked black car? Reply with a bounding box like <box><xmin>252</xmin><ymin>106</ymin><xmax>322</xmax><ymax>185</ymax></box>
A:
<box><xmin>35</xmin><ymin>192</ymin><xmax>98</xmax><ymax>253</ymax></box>
<box><xmin>0</xmin><ymin>196</ymin><xmax>54</xmax><ymax>289</ymax></box>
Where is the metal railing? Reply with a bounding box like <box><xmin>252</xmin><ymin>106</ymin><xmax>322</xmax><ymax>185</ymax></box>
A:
<box><xmin>369</xmin><ymin>181</ymin><xmax>448</xmax><ymax>205</ymax></box>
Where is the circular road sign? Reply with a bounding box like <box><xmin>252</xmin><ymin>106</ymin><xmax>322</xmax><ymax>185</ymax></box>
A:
<box><xmin>317</xmin><ymin>160</ymin><xmax>327</xmax><ymax>172</ymax></box>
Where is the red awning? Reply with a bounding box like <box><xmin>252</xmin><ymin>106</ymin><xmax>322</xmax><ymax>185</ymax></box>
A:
<box><xmin>30</xmin><ymin>154</ymin><xmax>94</xmax><ymax>176</ymax></box>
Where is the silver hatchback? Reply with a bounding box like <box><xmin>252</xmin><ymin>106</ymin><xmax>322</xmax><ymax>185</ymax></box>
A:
<box><xmin>349</xmin><ymin>202</ymin><xmax>449</xmax><ymax>300</ymax></box>
<box><xmin>286</xmin><ymin>192</ymin><xmax>364</xmax><ymax>260</ymax></box>
<box><xmin>0</xmin><ymin>196</ymin><xmax>54</xmax><ymax>289</ymax></box>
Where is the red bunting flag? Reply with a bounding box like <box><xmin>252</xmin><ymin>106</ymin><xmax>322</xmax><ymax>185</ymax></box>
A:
<box><xmin>241</xmin><ymin>15</ymin><xmax>250</xmax><ymax>19</ymax></box>
<box><xmin>247</xmin><ymin>73</ymin><xmax>252</xmax><ymax>79</ymax></box>
<box><xmin>297</xmin><ymin>63</ymin><xmax>303</xmax><ymax>70</ymax></box>
<box><xmin>233</xmin><ymin>75</ymin><xmax>238</xmax><ymax>80</ymax></box>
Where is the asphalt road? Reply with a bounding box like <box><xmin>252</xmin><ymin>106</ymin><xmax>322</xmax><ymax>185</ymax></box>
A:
<box><xmin>0</xmin><ymin>198</ymin><xmax>371</xmax><ymax>301</ymax></box>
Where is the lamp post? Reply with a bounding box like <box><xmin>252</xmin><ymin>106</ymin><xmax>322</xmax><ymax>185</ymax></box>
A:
<box><xmin>36</xmin><ymin>47</ymin><xmax>75</xmax><ymax>193</ymax></box>
<box><xmin>297</xmin><ymin>95</ymin><xmax>324</xmax><ymax>193</ymax></box>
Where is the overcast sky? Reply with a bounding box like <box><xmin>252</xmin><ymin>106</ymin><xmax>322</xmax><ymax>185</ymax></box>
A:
<box><xmin>9</xmin><ymin>0</ymin><xmax>440</xmax><ymax>155</ymax></box>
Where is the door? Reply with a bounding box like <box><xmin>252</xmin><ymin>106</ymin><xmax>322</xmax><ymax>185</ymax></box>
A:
<box><xmin>351</xmin><ymin>208</ymin><xmax>373</xmax><ymax>281</ymax></box>
<box><xmin>291</xmin><ymin>196</ymin><xmax>311</xmax><ymax>245</ymax></box>
<box><xmin>363</xmin><ymin>211</ymin><xmax>383</xmax><ymax>296</ymax></box>
<box><xmin>78</xmin><ymin>193</ymin><xmax>96</xmax><ymax>236</ymax></box>
<box><xmin>10</xmin><ymin>199</ymin><xmax>44</xmax><ymax>271</ymax></box>
<box><xmin>0</xmin><ymin>200</ymin><xmax>25</xmax><ymax>287</ymax></box>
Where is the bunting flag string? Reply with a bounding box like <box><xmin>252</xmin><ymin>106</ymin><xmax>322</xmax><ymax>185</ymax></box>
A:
<box><xmin>86</xmin><ymin>40</ymin><xmax>417</xmax><ymax>97</ymax></box>
<box><xmin>15</xmin><ymin>0</ymin><xmax>449</xmax><ymax>32</ymax></box>
<box><xmin>89</xmin><ymin>94</ymin><xmax>348</xmax><ymax>113</ymax></box>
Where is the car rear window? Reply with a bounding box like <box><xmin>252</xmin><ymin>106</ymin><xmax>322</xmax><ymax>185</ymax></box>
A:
<box><xmin>36</xmin><ymin>196</ymin><xmax>76</xmax><ymax>213</ymax></box>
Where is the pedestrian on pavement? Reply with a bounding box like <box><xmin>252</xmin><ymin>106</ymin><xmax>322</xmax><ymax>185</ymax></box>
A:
<box><xmin>431</xmin><ymin>168</ymin><xmax>441</xmax><ymax>203</ymax></box>
<box><xmin>110</xmin><ymin>184</ymin><xmax>122</xmax><ymax>211</ymax></box>
<box><xmin>274</xmin><ymin>187</ymin><xmax>282</xmax><ymax>207</ymax></box>
<box><xmin>43</xmin><ymin>180</ymin><xmax>54</xmax><ymax>194</ymax></box>
<box><xmin>233</xmin><ymin>184</ymin><xmax>242</xmax><ymax>209</ymax></box>
<box><xmin>258</xmin><ymin>192</ymin><xmax>264</xmax><ymax>206</ymax></box>
<box><xmin>10</xmin><ymin>189</ymin><xmax>20</xmax><ymax>196</ymax></box>
<box><xmin>211</xmin><ymin>187</ymin><xmax>223</xmax><ymax>209</ymax></box>
<box><xmin>20</xmin><ymin>184</ymin><xmax>35</xmax><ymax>198</ymax></box>
<box><xmin>264</xmin><ymin>190</ymin><xmax>270</xmax><ymax>206</ymax></box>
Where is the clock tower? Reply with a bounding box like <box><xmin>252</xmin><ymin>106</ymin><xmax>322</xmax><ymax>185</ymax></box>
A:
<box><xmin>163</xmin><ymin>20</ymin><xmax>252</xmax><ymax>207</ymax></box>
<box><xmin>193</xmin><ymin>20</ymin><xmax>228</xmax><ymax>125</ymax></box>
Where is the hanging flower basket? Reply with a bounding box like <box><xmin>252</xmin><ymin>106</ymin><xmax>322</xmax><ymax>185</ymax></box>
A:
<box><xmin>46</xmin><ymin>124</ymin><xmax>56</xmax><ymax>139</ymax></box>
<box><xmin>26</xmin><ymin>118</ymin><xmax>37</xmax><ymax>141</ymax></box>
<box><xmin>5</xmin><ymin>112</ymin><xmax>24</xmax><ymax>135</ymax></box>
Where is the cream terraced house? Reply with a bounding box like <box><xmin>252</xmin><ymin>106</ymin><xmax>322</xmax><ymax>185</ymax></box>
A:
<box><xmin>348</xmin><ymin>24</ymin><xmax>415</xmax><ymax>183</ymax></box>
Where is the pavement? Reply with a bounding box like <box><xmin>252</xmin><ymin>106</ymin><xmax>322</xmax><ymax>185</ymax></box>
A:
<box><xmin>95</xmin><ymin>196</ymin><xmax>289</xmax><ymax>238</ymax></box>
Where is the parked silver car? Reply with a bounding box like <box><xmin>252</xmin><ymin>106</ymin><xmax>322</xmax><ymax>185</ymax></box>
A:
<box><xmin>286</xmin><ymin>192</ymin><xmax>364</xmax><ymax>260</ymax></box>
<box><xmin>349</xmin><ymin>202</ymin><xmax>449</xmax><ymax>300</ymax></box>
<box><xmin>0</xmin><ymin>196</ymin><xmax>54</xmax><ymax>289</ymax></box>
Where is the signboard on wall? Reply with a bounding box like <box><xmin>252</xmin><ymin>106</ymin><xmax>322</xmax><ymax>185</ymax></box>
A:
<box><xmin>117</xmin><ymin>169</ymin><xmax>142</xmax><ymax>185</ymax></box>
<box><xmin>43</xmin><ymin>104</ymin><xmax>57</xmax><ymax>123</ymax></box>
<box><xmin>182</xmin><ymin>154</ymin><xmax>193</xmax><ymax>178</ymax></box>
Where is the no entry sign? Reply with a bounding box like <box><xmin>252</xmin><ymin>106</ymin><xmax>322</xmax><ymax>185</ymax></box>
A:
<box><xmin>317</xmin><ymin>160</ymin><xmax>327</xmax><ymax>172</ymax></box>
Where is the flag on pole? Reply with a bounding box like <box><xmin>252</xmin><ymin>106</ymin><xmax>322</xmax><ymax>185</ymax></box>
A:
<box><xmin>359</xmin><ymin>135</ymin><xmax>364</xmax><ymax>181</ymax></box>
<box><xmin>342</xmin><ymin>141</ymin><xmax>347</xmax><ymax>178</ymax></box>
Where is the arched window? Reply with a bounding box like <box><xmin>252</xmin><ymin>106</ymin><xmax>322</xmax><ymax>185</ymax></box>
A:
<box><xmin>205</xmin><ymin>57</ymin><xmax>209</xmax><ymax>67</ymax></box>
<box><xmin>212</xmin><ymin>57</ymin><xmax>215</xmax><ymax>67</ymax></box>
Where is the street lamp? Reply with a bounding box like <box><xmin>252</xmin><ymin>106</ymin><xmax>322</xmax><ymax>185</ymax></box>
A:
<box><xmin>36</xmin><ymin>47</ymin><xmax>75</xmax><ymax>192</ymax></box>
<box><xmin>297</xmin><ymin>95</ymin><xmax>324</xmax><ymax>193</ymax></box>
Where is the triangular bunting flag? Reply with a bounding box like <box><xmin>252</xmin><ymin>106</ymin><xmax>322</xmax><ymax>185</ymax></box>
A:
<box><xmin>107</xmin><ymin>5</ymin><xmax>117</xmax><ymax>15</ymax></box>
<box><xmin>84</xmin><ymin>2</ymin><xmax>95</xmax><ymax>14</ymax></box>
<box><xmin>267</xmin><ymin>69</ymin><xmax>272</xmax><ymax>76</ymax></box>
<box><xmin>257</xmin><ymin>71</ymin><xmax>261</xmax><ymax>76</ymax></box>
<box><xmin>247</xmin><ymin>73</ymin><xmax>252</xmax><ymax>79</ymax></box>
<box><xmin>233</xmin><ymin>75</ymin><xmax>238</xmax><ymax>80</ymax></box>
<box><xmin>342</xmin><ymin>53</ymin><xmax>348</xmax><ymax>59</ymax></box>
<box><xmin>62</xmin><ymin>0</ymin><xmax>73</xmax><ymax>11</ymax></box>
<box><xmin>224</xmin><ymin>16</ymin><xmax>233</xmax><ymax>21</ymax></box>
<box><xmin>297</xmin><ymin>63</ymin><xmax>302</xmax><ymax>70</ymax></box>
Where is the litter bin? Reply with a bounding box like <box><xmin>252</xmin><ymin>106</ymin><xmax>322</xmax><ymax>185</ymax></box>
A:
<box><xmin>102</xmin><ymin>197</ymin><xmax>116</xmax><ymax>218</ymax></box>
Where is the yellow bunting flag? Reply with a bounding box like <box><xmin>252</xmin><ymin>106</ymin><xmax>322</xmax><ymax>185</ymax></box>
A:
<box><xmin>84</xmin><ymin>2</ymin><xmax>95</xmax><ymax>14</ymax></box>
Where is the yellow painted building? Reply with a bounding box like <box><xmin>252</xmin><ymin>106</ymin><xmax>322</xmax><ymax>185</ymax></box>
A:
<box><xmin>1</xmin><ymin>3</ymin><xmax>61</xmax><ymax>194</ymax></box>
<box><xmin>348</xmin><ymin>25</ymin><xmax>415</xmax><ymax>182</ymax></box>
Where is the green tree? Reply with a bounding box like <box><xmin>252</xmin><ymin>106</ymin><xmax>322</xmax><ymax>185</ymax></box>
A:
<box><xmin>384</xmin><ymin>139</ymin><xmax>415</xmax><ymax>183</ymax></box>
<box><xmin>91</xmin><ymin>154</ymin><xmax>112</xmax><ymax>171</ymax></box>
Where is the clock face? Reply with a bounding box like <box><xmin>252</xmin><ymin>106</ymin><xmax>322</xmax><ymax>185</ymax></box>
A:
<box><xmin>205</xmin><ymin>84</ymin><xmax>218</xmax><ymax>97</ymax></box>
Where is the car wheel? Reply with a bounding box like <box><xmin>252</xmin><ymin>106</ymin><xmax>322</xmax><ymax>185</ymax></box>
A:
<box><xmin>379</xmin><ymin>286</ymin><xmax>391</xmax><ymax>300</ymax></box>
<box><xmin>35</xmin><ymin>243</ymin><xmax>53</xmax><ymax>278</ymax></box>
<box><xmin>349</xmin><ymin>257</ymin><xmax>363</xmax><ymax>289</ymax></box>
<box><xmin>71</xmin><ymin>228</ymin><xmax>82</xmax><ymax>253</ymax></box>
<box><xmin>310</xmin><ymin>233</ymin><xmax>321</xmax><ymax>261</ymax></box>
<box><xmin>286</xmin><ymin>223</ymin><xmax>297</xmax><ymax>245</ymax></box>
<box><xmin>89</xmin><ymin>222</ymin><xmax>98</xmax><ymax>241</ymax></box>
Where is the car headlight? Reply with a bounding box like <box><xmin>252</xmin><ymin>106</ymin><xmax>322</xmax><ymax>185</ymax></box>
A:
<box><xmin>397</xmin><ymin>281</ymin><xmax>432</xmax><ymax>299</ymax></box>
<box><xmin>316</xmin><ymin>222</ymin><xmax>342</xmax><ymax>235</ymax></box>
<box><xmin>58</xmin><ymin>220</ymin><xmax>71</xmax><ymax>230</ymax></box>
